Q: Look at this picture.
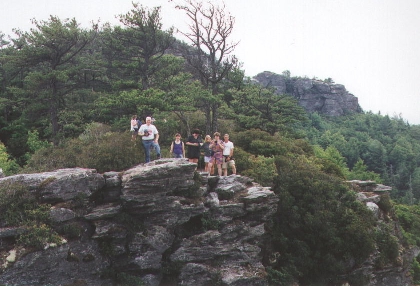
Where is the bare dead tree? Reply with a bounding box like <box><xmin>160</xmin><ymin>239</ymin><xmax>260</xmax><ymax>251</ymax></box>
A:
<box><xmin>174</xmin><ymin>0</ymin><xmax>239</xmax><ymax>134</ymax></box>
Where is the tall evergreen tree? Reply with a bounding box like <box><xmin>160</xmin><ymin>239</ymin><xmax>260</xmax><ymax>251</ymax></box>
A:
<box><xmin>102</xmin><ymin>4</ymin><xmax>175</xmax><ymax>90</ymax></box>
<box><xmin>8</xmin><ymin>16</ymin><xmax>95</xmax><ymax>145</ymax></box>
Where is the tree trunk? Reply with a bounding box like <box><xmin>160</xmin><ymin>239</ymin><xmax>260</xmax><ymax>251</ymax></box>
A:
<box><xmin>50</xmin><ymin>100</ymin><xmax>60</xmax><ymax>146</ymax></box>
<box><xmin>205</xmin><ymin>105</ymin><xmax>211</xmax><ymax>136</ymax></box>
<box><xmin>211</xmin><ymin>103</ymin><xmax>218</xmax><ymax>133</ymax></box>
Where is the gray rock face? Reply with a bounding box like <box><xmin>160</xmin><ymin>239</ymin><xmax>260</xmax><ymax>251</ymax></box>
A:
<box><xmin>0</xmin><ymin>162</ymin><xmax>414</xmax><ymax>286</ymax></box>
<box><xmin>350</xmin><ymin>180</ymin><xmax>417</xmax><ymax>286</ymax></box>
<box><xmin>0</xmin><ymin>160</ymin><xmax>278</xmax><ymax>285</ymax></box>
<box><xmin>0</xmin><ymin>240</ymin><xmax>112</xmax><ymax>286</ymax></box>
<box><xmin>253</xmin><ymin>71</ymin><xmax>362</xmax><ymax>116</ymax></box>
<box><xmin>0</xmin><ymin>168</ymin><xmax>105</xmax><ymax>203</ymax></box>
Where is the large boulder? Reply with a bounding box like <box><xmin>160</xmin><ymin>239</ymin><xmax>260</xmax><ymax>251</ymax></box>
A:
<box><xmin>0</xmin><ymin>168</ymin><xmax>105</xmax><ymax>203</ymax></box>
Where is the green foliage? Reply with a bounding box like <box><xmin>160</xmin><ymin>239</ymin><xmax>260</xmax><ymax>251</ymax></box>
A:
<box><xmin>241</xmin><ymin>155</ymin><xmax>277</xmax><ymax>187</ymax></box>
<box><xmin>56</xmin><ymin>222</ymin><xmax>83</xmax><ymax>239</ymax></box>
<box><xmin>374</xmin><ymin>224</ymin><xmax>400</xmax><ymax>269</ymax></box>
<box><xmin>26</xmin><ymin>130</ymin><xmax>50</xmax><ymax>153</ymax></box>
<box><xmin>230</xmin><ymin>84</ymin><xmax>307</xmax><ymax>135</ymax></box>
<box><xmin>0</xmin><ymin>141</ymin><xmax>20</xmax><ymax>175</ymax></box>
<box><xmin>266</xmin><ymin>267</ymin><xmax>294</xmax><ymax>285</ymax></box>
<box><xmin>376</xmin><ymin>193</ymin><xmax>393</xmax><ymax>214</ymax></box>
<box><xmin>234</xmin><ymin>129</ymin><xmax>305</xmax><ymax>157</ymax></box>
<box><xmin>411</xmin><ymin>167</ymin><xmax>420</xmax><ymax>199</ymax></box>
<box><xmin>411</xmin><ymin>256</ymin><xmax>420</xmax><ymax>284</ymax></box>
<box><xmin>113</xmin><ymin>3</ymin><xmax>175</xmax><ymax>90</ymax></box>
<box><xmin>348</xmin><ymin>158</ymin><xmax>382</xmax><ymax>182</ymax></box>
<box><xmin>0</xmin><ymin>181</ymin><xmax>42</xmax><ymax>226</ymax></box>
<box><xmin>233</xmin><ymin>129</ymin><xmax>318</xmax><ymax>186</ymax></box>
<box><xmin>1</xmin><ymin>6</ymin><xmax>420</xmax><ymax>284</ymax></box>
<box><xmin>313</xmin><ymin>145</ymin><xmax>349</xmax><ymax>178</ymax></box>
<box><xmin>0</xmin><ymin>180</ymin><xmax>62</xmax><ymax>249</ymax></box>
<box><xmin>394</xmin><ymin>204</ymin><xmax>420</xmax><ymax>246</ymax></box>
<box><xmin>10</xmin><ymin>16</ymin><xmax>95</xmax><ymax>145</ymax></box>
<box><xmin>303</xmin><ymin>112</ymin><xmax>420</xmax><ymax>200</ymax></box>
<box><xmin>271</xmin><ymin>154</ymin><xmax>376</xmax><ymax>283</ymax></box>
<box><xmin>201</xmin><ymin>212</ymin><xmax>220</xmax><ymax>231</ymax></box>
<box><xmin>24</xmin><ymin>123</ymin><xmax>141</xmax><ymax>173</ymax></box>
<box><xmin>17</xmin><ymin>224</ymin><xmax>62</xmax><ymax>249</ymax></box>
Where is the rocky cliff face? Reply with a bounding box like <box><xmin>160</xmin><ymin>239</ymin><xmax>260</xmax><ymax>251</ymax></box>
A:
<box><xmin>0</xmin><ymin>160</ymin><xmax>415</xmax><ymax>286</ymax></box>
<box><xmin>253</xmin><ymin>71</ymin><xmax>362</xmax><ymax>116</ymax></box>
<box><xmin>0</xmin><ymin>159</ymin><xmax>278</xmax><ymax>286</ymax></box>
<box><xmin>348</xmin><ymin>180</ymin><xmax>419</xmax><ymax>285</ymax></box>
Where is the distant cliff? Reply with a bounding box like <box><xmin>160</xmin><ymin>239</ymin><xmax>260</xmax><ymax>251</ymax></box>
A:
<box><xmin>253</xmin><ymin>71</ymin><xmax>362</xmax><ymax>116</ymax></box>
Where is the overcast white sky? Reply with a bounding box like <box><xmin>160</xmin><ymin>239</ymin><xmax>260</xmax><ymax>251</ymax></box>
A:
<box><xmin>2</xmin><ymin>0</ymin><xmax>420</xmax><ymax>124</ymax></box>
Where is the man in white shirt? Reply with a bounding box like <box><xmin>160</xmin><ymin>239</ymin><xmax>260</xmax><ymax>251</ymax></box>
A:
<box><xmin>222</xmin><ymin>134</ymin><xmax>236</xmax><ymax>176</ymax></box>
<box><xmin>138</xmin><ymin>117</ymin><xmax>161</xmax><ymax>163</ymax></box>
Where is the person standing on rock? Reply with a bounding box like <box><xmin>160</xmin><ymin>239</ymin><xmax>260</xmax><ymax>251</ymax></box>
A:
<box><xmin>130</xmin><ymin>115</ymin><xmax>139</xmax><ymax>141</ymax></box>
<box><xmin>186</xmin><ymin>129</ymin><xmax>203</xmax><ymax>164</ymax></box>
<box><xmin>170</xmin><ymin>133</ymin><xmax>185</xmax><ymax>158</ymax></box>
<box><xmin>222</xmin><ymin>134</ymin><xmax>236</xmax><ymax>176</ymax></box>
<box><xmin>202</xmin><ymin>135</ymin><xmax>213</xmax><ymax>173</ymax></box>
<box><xmin>207</xmin><ymin>132</ymin><xmax>224</xmax><ymax>176</ymax></box>
<box><xmin>138</xmin><ymin>117</ymin><xmax>161</xmax><ymax>163</ymax></box>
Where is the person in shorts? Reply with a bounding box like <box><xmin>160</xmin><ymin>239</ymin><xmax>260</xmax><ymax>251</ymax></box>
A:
<box><xmin>222</xmin><ymin>133</ymin><xmax>236</xmax><ymax>176</ymax></box>
<box><xmin>202</xmin><ymin>135</ymin><xmax>212</xmax><ymax>173</ymax></box>
<box><xmin>207</xmin><ymin>132</ymin><xmax>224</xmax><ymax>176</ymax></box>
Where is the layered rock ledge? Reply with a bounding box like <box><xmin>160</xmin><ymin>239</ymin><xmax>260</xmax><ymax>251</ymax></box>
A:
<box><xmin>0</xmin><ymin>159</ymin><xmax>278</xmax><ymax>286</ymax></box>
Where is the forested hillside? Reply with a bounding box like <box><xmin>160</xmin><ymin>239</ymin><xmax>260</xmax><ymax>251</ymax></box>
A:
<box><xmin>1</xmin><ymin>1</ymin><xmax>420</xmax><ymax>285</ymax></box>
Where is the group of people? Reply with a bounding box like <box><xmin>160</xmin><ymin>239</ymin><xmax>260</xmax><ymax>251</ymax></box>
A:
<box><xmin>185</xmin><ymin>131</ymin><xmax>236</xmax><ymax>176</ymax></box>
<box><xmin>130</xmin><ymin>115</ymin><xmax>236</xmax><ymax>176</ymax></box>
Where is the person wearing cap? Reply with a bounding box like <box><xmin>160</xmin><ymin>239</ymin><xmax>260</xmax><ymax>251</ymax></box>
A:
<box><xmin>186</xmin><ymin>129</ymin><xmax>203</xmax><ymax>164</ymax></box>
<box><xmin>138</xmin><ymin>117</ymin><xmax>161</xmax><ymax>163</ymax></box>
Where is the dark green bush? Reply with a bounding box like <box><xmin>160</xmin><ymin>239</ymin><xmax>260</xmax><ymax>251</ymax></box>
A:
<box><xmin>17</xmin><ymin>224</ymin><xmax>62</xmax><ymax>249</ymax></box>
<box><xmin>241</xmin><ymin>155</ymin><xmax>277</xmax><ymax>187</ymax></box>
<box><xmin>394</xmin><ymin>204</ymin><xmax>420</xmax><ymax>247</ymax></box>
<box><xmin>24</xmin><ymin>128</ymin><xmax>143</xmax><ymax>173</ymax></box>
<box><xmin>270</xmin><ymin>154</ymin><xmax>376</xmax><ymax>284</ymax></box>
<box><xmin>0</xmin><ymin>181</ymin><xmax>46</xmax><ymax>226</ymax></box>
<box><xmin>375</xmin><ymin>225</ymin><xmax>400</xmax><ymax>269</ymax></box>
<box><xmin>0</xmin><ymin>181</ymin><xmax>62</xmax><ymax>249</ymax></box>
<box><xmin>376</xmin><ymin>193</ymin><xmax>393</xmax><ymax>214</ymax></box>
<box><xmin>411</xmin><ymin>256</ymin><xmax>420</xmax><ymax>284</ymax></box>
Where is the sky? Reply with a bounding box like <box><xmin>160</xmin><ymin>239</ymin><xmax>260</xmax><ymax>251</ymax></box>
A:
<box><xmin>2</xmin><ymin>0</ymin><xmax>420</xmax><ymax>124</ymax></box>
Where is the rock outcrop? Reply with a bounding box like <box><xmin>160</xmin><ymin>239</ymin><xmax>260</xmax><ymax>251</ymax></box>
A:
<box><xmin>0</xmin><ymin>160</ymin><xmax>415</xmax><ymax>285</ymax></box>
<box><xmin>0</xmin><ymin>159</ymin><xmax>278</xmax><ymax>286</ymax></box>
<box><xmin>253</xmin><ymin>71</ymin><xmax>362</xmax><ymax>116</ymax></box>
<box><xmin>348</xmin><ymin>180</ymin><xmax>419</xmax><ymax>286</ymax></box>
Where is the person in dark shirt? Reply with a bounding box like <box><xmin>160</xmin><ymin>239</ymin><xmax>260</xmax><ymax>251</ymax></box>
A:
<box><xmin>186</xmin><ymin>129</ymin><xmax>202</xmax><ymax>164</ymax></box>
<box><xmin>170</xmin><ymin>133</ymin><xmax>185</xmax><ymax>158</ymax></box>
